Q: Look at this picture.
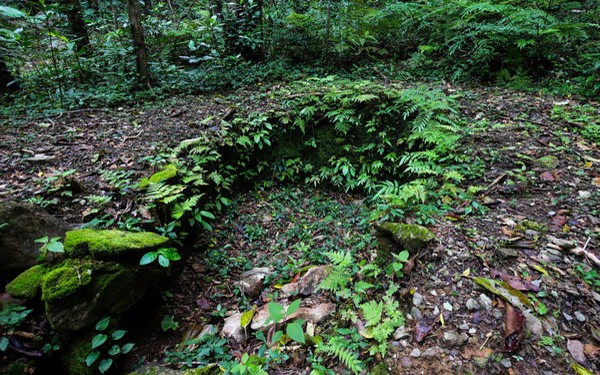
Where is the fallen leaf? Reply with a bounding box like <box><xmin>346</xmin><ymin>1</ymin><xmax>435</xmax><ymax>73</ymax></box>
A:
<box><xmin>571</xmin><ymin>362</ymin><xmax>594</xmax><ymax>375</ymax></box>
<box><xmin>490</xmin><ymin>270</ymin><xmax>541</xmax><ymax>292</ymax></box>
<box><xmin>504</xmin><ymin>303</ymin><xmax>525</xmax><ymax>352</ymax></box>
<box><xmin>472</xmin><ymin>277</ymin><xmax>532</xmax><ymax>310</ymax></box>
<box><xmin>551</xmin><ymin>215</ymin><xmax>567</xmax><ymax>231</ymax></box>
<box><xmin>584</xmin><ymin>343</ymin><xmax>600</xmax><ymax>360</ymax></box>
<box><xmin>415</xmin><ymin>313</ymin><xmax>441</xmax><ymax>343</ymax></box>
<box><xmin>593</xmin><ymin>177</ymin><xmax>600</xmax><ymax>187</ymax></box>
<box><xmin>539</xmin><ymin>171</ymin><xmax>557</xmax><ymax>182</ymax></box>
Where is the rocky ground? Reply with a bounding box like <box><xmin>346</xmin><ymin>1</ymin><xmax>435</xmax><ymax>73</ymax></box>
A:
<box><xmin>1</xmin><ymin>83</ymin><xmax>599</xmax><ymax>374</ymax></box>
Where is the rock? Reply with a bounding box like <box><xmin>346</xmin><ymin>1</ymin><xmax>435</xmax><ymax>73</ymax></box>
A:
<box><xmin>501</xmin><ymin>358</ymin><xmax>512</xmax><ymax>368</ymax></box>
<box><xmin>523</xmin><ymin>311</ymin><xmax>543</xmax><ymax>338</ymax></box>
<box><xmin>491</xmin><ymin>308</ymin><xmax>503</xmax><ymax>320</ymax></box>
<box><xmin>422</xmin><ymin>346</ymin><xmax>442</xmax><ymax>358</ymax></box>
<box><xmin>479</xmin><ymin>293</ymin><xmax>493</xmax><ymax>310</ymax></box>
<box><xmin>0</xmin><ymin>201</ymin><xmax>68</xmax><ymax>272</ymax></box>
<box><xmin>410</xmin><ymin>307</ymin><xmax>422</xmax><ymax>320</ymax></box>
<box><xmin>563</xmin><ymin>312</ymin><xmax>573</xmax><ymax>321</ymax></box>
<box><xmin>394</xmin><ymin>326</ymin><xmax>409</xmax><ymax>340</ymax></box>
<box><xmin>469</xmin><ymin>328</ymin><xmax>477</xmax><ymax>335</ymax></box>
<box><xmin>376</xmin><ymin>223</ymin><xmax>436</xmax><ymax>253</ymax></box>
<box><xmin>221</xmin><ymin>313</ymin><xmax>245</xmax><ymax>342</ymax></box>
<box><xmin>26</xmin><ymin>154</ymin><xmax>55</xmax><ymax>162</ymax></box>
<box><xmin>567</xmin><ymin>340</ymin><xmax>586</xmax><ymax>365</ymax></box>
<box><xmin>466</xmin><ymin>298</ymin><xmax>480</xmax><ymax>311</ymax></box>
<box><xmin>236</xmin><ymin>267</ymin><xmax>271</xmax><ymax>297</ymax></box>
<box><xmin>281</xmin><ymin>266</ymin><xmax>329</xmax><ymax>296</ymax></box>
<box><xmin>250</xmin><ymin>302</ymin><xmax>336</xmax><ymax>331</ymax></box>
<box><xmin>64</xmin><ymin>229</ymin><xmax>169</xmax><ymax>259</ymax></box>
<box><xmin>536</xmin><ymin>155</ymin><xmax>559</xmax><ymax>169</ymax></box>
<box><xmin>410</xmin><ymin>348</ymin><xmax>421</xmax><ymax>357</ymax></box>
<box><xmin>443</xmin><ymin>302</ymin><xmax>453</xmax><ymax>311</ymax></box>
<box><xmin>7</xmin><ymin>258</ymin><xmax>165</xmax><ymax>330</ymax></box>
<box><xmin>401</xmin><ymin>357</ymin><xmax>412</xmax><ymax>368</ymax></box>
<box><xmin>413</xmin><ymin>292</ymin><xmax>423</xmax><ymax>307</ymax></box>
<box><xmin>443</xmin><ymin>330</ymin><xmax>468</xmax><ymax>348</ymax></box>
<box><xmin>458</xmin><ymin>323</ymin><xmax>469</xmax><ymax>331</ymax></box>
<box><xmin>574</xmin><ymin>311</ymin><xmax>586</xmax><ymax>322</ymax></box>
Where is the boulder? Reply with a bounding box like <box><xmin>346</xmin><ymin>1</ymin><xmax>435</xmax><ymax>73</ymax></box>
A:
<box><xmin>281</xmin><ymin>266</ymin><xmax>329</xmax><ymax>296</ymax></box>
<box><xmin>375</xmin><ymin>223</ymin><xmax>436</xmax><ymax>263</ymax></box>
<box><xmin>64</xmin><ymin>229</ymin><xmax>169</xmax><ymax>260</ymax></box>
<box><xmin>0</xmin><ymin>201</ymin><xmax>68</xmax><ymax>272</ymax></box>
<box><xmin>236</xmin><ymin>267</ymin><xmax>271</xmax><ymax>297</ymax></box>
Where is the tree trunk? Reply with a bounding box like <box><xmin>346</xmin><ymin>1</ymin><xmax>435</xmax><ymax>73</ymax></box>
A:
<box><xmin>126</xmin><ymin>0</ymin><xmax>152</xmax><ymax>89</ymax></box>
<box><xmin>0</xmin><ymin>56</ymin><xmax>19</xmax><ymax>94</ymax></box>
<box><xmin>62</xmin><ymin>0</ymin><xmax>90</xmax><ymax>54</ymax></box>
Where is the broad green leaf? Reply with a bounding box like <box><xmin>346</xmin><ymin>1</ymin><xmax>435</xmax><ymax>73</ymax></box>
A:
<box><xmin>159</xmin><ymin>248</ymin><xmax>181</xmax><ymax>261</ymax></box>
<box><xmin>121</xmin><ymin>343</ymin><xmax>135</xmax><ymax>354</ymax></box>
<box><xmin>0</xmin><ymin>5</ymin><xmax>27</xmax><ymax>18</ymax></box>
<box><xmin>34</xmin><ymin>236</ymin><xmax>48</xmax><ymax>244</ymax></box>
<box><xmin>240</xmin><ymin>309</ymin><xmax>255</xmax><ymax>329</ymax></box>
<box><xmin>267</xmin><ymin>302</ymin><xmax>284</xmax><ymax>324</ymax></box>
<box><xmin>91</xmin><ymin>334</ymin><xmax>108</xmax><ymax>349</ymax></box>
<box><xmin>397</xmin><ymin>250</ymin><xmax>410</xmax><ymax>262</ymax></box>
<box><xmin>286</xmin><ymin>299</ymin><xmax>301</xmax><ymax>316</ymax></box>
<box><xmin>571</xmin><ymin>362</ymin><xmax>593</xmax><ymax>375</ymax></box>
<box><xmin>108</xmin><ymin>344</ymin><xmax>121</xmax><ymax>356</ymax></box>
<box><xmin>95</xmin><ymin>317</ymin><xmax>110</xmax><ymax>331</ymax></box>
<box><xmin>111</xmin><ymin>330</ymin><xmax>126</xmax><ymax>340</ymax></box>
<box><xmin>200</xmin><ymin>210</ymin><xmax>215</xmax><ymax>219</ymax></box>
<box><xmin>157</xmin><ymin>254</ymin><xmax>170</xmax><ymax>267</ymax></box>
<box><xmin>271</xmin><ymin>330</ymin><xmax>283</xmax><ymax>344</ymax></box>
<box><xmin>161</xmin><ymin>315</ymin><xmax>178</xmax><ymax>331</ymax></box>
<box><xmin>0</xmin><ymin>336</ymin><xmax>8</xmax><ymax>351</ymax></box>
<box><xmin>98</xmin><ymin>358</ymin><xmax>113</xmax><ymax>374</ymax></box>
<box><xmin>47</xmin><ymin>241</ymin><xmax>64</xmax><ymax>253</ymax></box>
<box><xmin>286</xmin><ymin>320</ymin><xmax>305</xmax><ymax>344</ymax></box>
<box><xmin>85</xmin><ymin>350</ymin><xmax>100</xmax><ymax>366</ymax></box>
<box><xmin>139</xmin><ymin>251</ymin><xmax>158</xmax><ymax>265</ymax></box>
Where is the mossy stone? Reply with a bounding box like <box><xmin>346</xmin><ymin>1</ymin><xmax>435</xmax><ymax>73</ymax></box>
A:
<box><xmin>61</xmin><ymin>335</ymin><xmax>95</xmax><ymax>375</ymax></box>
<box><xmin>370</xmin><ymin>363</ymin><xmax>388</xmax><ymax>375</ymax></box>
<box><xmin>5</xmin><ymin>264</ymin><xmax>47</xmax><ymax>298</ymax></box>
<box><xmin>41</xmin><ymin>260</ymin><xmax>93</xmax><ymax>301</ymax></box>
<box><xmin>129</xmin><ymin>364</ymin><xmax>220</xmax><ymax>375</ymax></box>
<box><xmin>376</xmin><ymin>223</ymin><xmax>436</xmax><ymax>251</ymax></box>
<box><xmin>536</xmin><ymin>155</ymin><xmax>559</xmax><ymax>169</ymax></box>
<box><xmin>64</xmin><ymin>229</ymin><xmax>168</xmax><ymax>259</ymax></box>
<box><xmin>138</xmin><ymin>164</ymin><xmax>178</xmax><ymax>189</ymax></box>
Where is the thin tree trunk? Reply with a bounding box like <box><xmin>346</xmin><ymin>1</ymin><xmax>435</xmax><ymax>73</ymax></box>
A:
<box><xmin>110</xmin><ymin>0</ymin><xmax>119</xmax><ymax>29</ymax></box>
<box><xmin>0</xmin><ymin>56</ymin><xmax>18</xmax><ymax>94</ymax></box>
<box><xmin>62</xmin><ymin>0</ymin><xmax>90</xmax><ymax>54</ymax></box>
<box><xmin>126</xmin><ymin>0</ymin><xmax>152</xmax><ymax>88</ymax></box>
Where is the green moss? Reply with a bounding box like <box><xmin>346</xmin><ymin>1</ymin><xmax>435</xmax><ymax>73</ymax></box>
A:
<box><xmin>61</xmin><ymin>336</ymin><xmax>95</xmax><ymax>375</ymax></box>
<box><xmin>41</xmin><ymin>260</ymin><xmax>93</xmax><ymax>301</ymax></box>
<box><xmin>138</xmin><ymin>164</ymin><xmax>178</xmax><ymax>189</ymax></box>
<box><xmin>370</xmin><ymin>363</ymin><xmax>388</xmax><ymax>375</ymax></box>
<box><xmin>5</xmin><ymin>264</ymin><xmax>47</xmax><ymax>298</ymax></box>
<box><xmin>6</xmin><ymin>361</ymin><xmax>30</xmax><ymax>375</ymax></box>
<box><xmin>64</xmin><ymin>229</ymin><xmax>168</xmax><ymax>258</ymax></box>
<box><xmin>536</xmin><ymin>155</ymin><xmax>559</xmax><ymax>169</ymax></box>
<box><xmin>519</xmin><ymin>219</ymin><xmax>547</xmax><ymax>233</ymax></box>
<box><xmin>377</xmin><ymin>223</ymin><xmax>436</xmax><ymax>251</ymax></box>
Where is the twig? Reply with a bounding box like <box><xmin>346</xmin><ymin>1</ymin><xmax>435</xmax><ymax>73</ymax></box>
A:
<box><xmin>570</xmin><ymin>245</ymin><xmax>600</xmax><ymax>269</ymax></box>
<box><xmin>482</xmin><ymin>172</ymin><xmax>507</xmax><ymax>192</ymax></box>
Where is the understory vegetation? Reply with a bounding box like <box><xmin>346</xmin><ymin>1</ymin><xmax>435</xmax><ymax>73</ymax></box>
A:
<box><xmin>0</xmin><ymin>0</ymin><xmax>598</xmax><ymax>114</ymax></box>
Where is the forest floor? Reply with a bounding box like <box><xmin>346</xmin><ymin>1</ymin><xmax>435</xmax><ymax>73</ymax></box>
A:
<box><xmin>1</xmin><ymin>82</ymin><xmax>600</xmax><ymax>375</ymax></box>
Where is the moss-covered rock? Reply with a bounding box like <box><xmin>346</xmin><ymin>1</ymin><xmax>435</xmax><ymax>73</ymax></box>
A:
<box><xmin>64</xmin><ymin>229</ymin><xmax>168</xmax><ymax>259</ymax></box>
<box><xmin>41</xmin><ymin>260</ymin><xmax>93</xmax><ymax>301</ymax></box>
<box><xmin>129</xmin><ymin>364</ymin><xmax>220</xmax><ymax>375</ymax></box>
<box><xmin>535</xmin><ymin>155</ymin><xmax>559</xmax><ymax>169</ymax></box>
<box><xmin>137</xmin><ymin>164</ymin><xmax>178</xmax><ymax>189</ymax></box>
<box><xmin>60</xmin><ymin>335</ymin><xmax>95</xmax><ymax>375</ymax></box>
<box><xmin>5</xmin><ymin>264</ymin><xmax>47</xmax><ymax>298</ymax></box>
<box><xmin>376</xmin><ymin>223</ymin><xmax>436</xmax><ymax>252</ymax></box>
<box><xmin>44</xmin><ymin>260</ymin><xmax>165</xmax><ymax>330</ymax></box>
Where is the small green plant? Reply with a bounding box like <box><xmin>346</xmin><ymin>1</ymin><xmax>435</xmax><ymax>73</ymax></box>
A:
<box><xmin>231</xmin><ymin>352</ymin><xmax>268</xmax><ymax>375</ymax></box>
<box><xmin>35</xmin><ymin>236</ymin><xmax>64</xmax><ymax>258</ymax></box>
<box><xmin>262</xmin><ymin>300</ymin><xmax>306</xmax><ymax>345</ymax></box>
<box><xmin>139</xmin><ymin>247</ymin><xmax>181</xmax><ymax>267</ymax></box>
<box><xmin>387</xmin><ymin>250</ymin><xmax>410</xmax><ymax>279</ymax></box>
<box><xmin>85</xmin><ymin>317</ymin><xmax>135</xmax><ymax>374</ymax></box>
<box><xmin>164</xmin><ymin>329</ymin><xmax>231</xmax><ymax>368</ymax></box>
<box><xmin>0</xmin><ymin>304</ymin><xmax>32</xmax><ymax>352</ymax></box>
<box><xmin>161</xmin><ymin>315</ymin><xmax>179</xmax><ymax>331</ymax></box>
<box><xmin>575</xmin><ymin>263</ymin><xmax>600</xmax><ymax>292</ymax></box>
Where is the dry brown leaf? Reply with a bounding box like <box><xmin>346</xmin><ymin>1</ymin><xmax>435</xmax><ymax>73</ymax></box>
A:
<box><xmin>504</xmin><ymin>303</ymin><xmax>525</xmax><ymax>352</ymax></box>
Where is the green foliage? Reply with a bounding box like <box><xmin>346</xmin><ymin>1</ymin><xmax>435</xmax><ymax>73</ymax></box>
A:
<box><xmin>265</xmin><ymin>300</ymin><xmax>306</xmax><ymax>345</ymax></box>
<box><xmin>84</xmin><ymin>317</ymin><xmax>135</xmax><ymax>374</ymax></box>
<box><xmin>575</xmin><ymin>263</ymin><xmax>600</xmax><ymax>292</ymax></box>
<box><xmin>316</xmin><ymin>336</ymin><xmax>364</xmax><ymax>375</ymax></box>
<box><xmin>35</xmin><ymin>235</ymin><xmax>64</xmax><ymax>258</ymax></box>
<box><xmin>164</xmin><ymin>329</ymin><xmax>232</xmax><ymax>368</ymax></box>
<box><xmin>161</xmin><ymin>315</ymin><xmax>179</xmax><ymax>331</ymax></box>
<box><xmin>0</xmin><ymin>304</ymin><xmax>32</xmax><ymax>352</ymax></box>
<box><xmin>139</xmin><ymin>247</ymin><xmax>181</xmax><ymax>268</ymax></box>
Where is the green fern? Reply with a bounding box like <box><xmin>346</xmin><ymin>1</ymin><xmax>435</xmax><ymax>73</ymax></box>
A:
<box><xmin>317</xmin><ymin>338</ymin><xmax>364</xmax><ymax>375</ymax></box>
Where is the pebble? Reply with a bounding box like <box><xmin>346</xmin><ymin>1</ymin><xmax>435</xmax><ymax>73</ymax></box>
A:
<box><xmin>422</xmin><ymin>346</ymin><xmax>442</xmax><ymax>358</ymax></box>
<box><xmin>410</xmin><ymin>348</ymin><xmax>421</xmax><ymax>358</ymax></box>
<box><xmin>394</xmin><ymin>326</ymin><xmax>410</xmax><ymax>340</ymax></box>
<box><xmin>524</xmin><ymin>311</ymin><xmax>543</xmax><ymax>338</ymax></box>
<box><xmin>563</xmin><ymin>312</ymin><xmax>573</xmax><ymax>321</ymax></box>
<box><xmin>443</xmin><ymin>330</ymin><xmax>468</xmax><ymax>348</ymax></box>
<box><xmin>413</xmin><ymin>292</ymin><xmax>423</xmax><ymax>307</ymax></box>
<box><xmin>501</xmin><ymin>358</ymin><xmax>512</xmax><ymax>368</ymax></box>
<box><xmin>443</xmin><ymin>302</ymin><xmax>453</xmax><ymax>311</ymax></box>
<box><xmin>492</xmin><ymin>308</ymin><xmax>503</xmax><ymax>320</ymax></box>
<box><xmin>430</xmin><ymin>290</ymin><xmax>438</xmax><ymax>296</ymax></box>
<box><xmin>410</xmin><ymin>307</ymin><xmax>422</xmax><ymax>321</ymax></box>
<box><xmin>433</xmin><ymin>306</ymin><xmax>440</xmax><ymax>315</ymax></box>
<box><xmin>466</xmin><ymin>298</ymin><xmax>480</xmax><ymax>311</ymax></box>
<box><xmin>469</xmin><ymin>328</ymin><xmax>477</xmax><ymax>335</ymax></box>
<box><xmin>401</xmin><ymin>357</ymin><xmax>412</xmax><ymax>368</ymax></box>
<box><xmin>574</xmin><ymin>311</ymin><xmax>586</xmax><ymax>322</ymax></box>
<box><xmin>459</xmin><ymin>323</ymin><xmax>469</xmax><ymax>331</ymax></box>
<box><xmin>479</xmin><ymin>293</ymin><xmax>493</xmax><ymax>310</ymax></box>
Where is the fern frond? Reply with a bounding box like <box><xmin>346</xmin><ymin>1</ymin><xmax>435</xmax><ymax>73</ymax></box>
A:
<box><xmin>317</xmin><ymin>338</ymin><xmax>364</xmax><ymax>375</ymax></box>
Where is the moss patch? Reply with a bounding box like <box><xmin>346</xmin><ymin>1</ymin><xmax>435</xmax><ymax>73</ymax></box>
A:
<box><xmin>41</xmin><ymin>260</ymin><xmax>93</xmax><ymax>301</ymax></box>
<box><xmin>536</xmin><ymin>155</ymin><xmax>559</xmax><ymax>169</ymax></box>
<box><xmin>64</xmin><ymin>229</ymin><xmax>168</xmax><ymax>259</ymax></box>
<box><xmin>377</xmin><ymin>222</ymin><xmax>436</xmax><ymax>251</ymax></box>
<box><xmin>5</xmin><ymin>264</ymin><xmax>47</xmax><ymax>299</ymax></box>
<box><xmin>138</xmin><ymin>164</ymin><xmax>178</xmax><ymax>189</ymax></box>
